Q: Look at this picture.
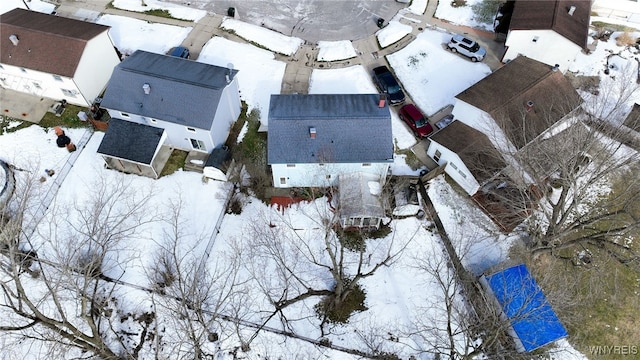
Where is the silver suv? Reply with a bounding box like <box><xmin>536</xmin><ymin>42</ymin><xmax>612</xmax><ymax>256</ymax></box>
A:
<box><xmin>447</xmin><ymin>34</ymin><xmax>486</xmax><ymax>62</ymax></box>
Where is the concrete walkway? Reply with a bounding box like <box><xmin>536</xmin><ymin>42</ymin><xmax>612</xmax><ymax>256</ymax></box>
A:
<box><xmin>52</xmin><ymin>0</ymin><xmax>505</xmax><ymax>96</ymax></box>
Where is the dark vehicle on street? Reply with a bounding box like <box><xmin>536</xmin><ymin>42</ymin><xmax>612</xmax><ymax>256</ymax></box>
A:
<box><xmin>399</xmin><ymin>103</ymin><xmax>433</xmax><ymax>137</ymax></box>
<box><xmin>372</xmin><ymin>65</ymin><xmax>405</xmax><ymax>105</ymax></box>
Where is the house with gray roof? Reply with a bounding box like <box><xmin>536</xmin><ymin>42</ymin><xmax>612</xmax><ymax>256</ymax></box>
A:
<box><xmin>268</xmin><ymin>94</ymin><xmax>394</xmax><ymax>188</ymax></box>
<box><xmin>497</xmin><ymin>0</ymin><xmax>591</xmax><ymax>72</ymax></box>
<box><xmin>0</xmin><ymin>8</ymin><xmax>120</xmax><ymax>107</ymax></box>
<box><xmin>98</xmin><ymin>50</ymin><xmax>241</xmax><ymax>178</ymax></box>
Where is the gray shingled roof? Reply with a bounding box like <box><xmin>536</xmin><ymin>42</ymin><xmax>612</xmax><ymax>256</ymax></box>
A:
<box><xmin>0</xmin><ymin>8</ymin><xmax>111</xmax><ymax>77</ymax></box>
<box><xmin>100</xmin><ymin>50</ymin><xmax>238</xmax><ymax>129</ymax></box>
<box><xmin>509</xmin><ymin>0</ymin><xmax>590</xmax><ymax>49</ymax></box>
<box><xmin>268</xmin><ymin>94</ymin><xmax>394</xmax><ymax>164</ymax></box>
<box><xmin>97</xmin><ymin>118</ymin><xmax>164</xmax><ymax>164</ymax></box>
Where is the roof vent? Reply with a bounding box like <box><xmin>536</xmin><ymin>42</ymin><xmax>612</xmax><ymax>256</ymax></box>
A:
<box><xmin>568</xmin><ymin>5</ymin><xmax>576</xmax><ymax>16</ymax></box>
<box><xmin>142</xmin><ymin>83</ymin><xmax>151</xmax><ymax>94</ymax></box>
<box><xmin>525</xmin><ymin>100</ymin><xmax>534</xmax><ymax>112</ymax></box>
<box><xmin>309</xmin><ymin>127</ymin><xmax>316</xmax><ymax>139</ymax></box>
<box><xmin>9</xmin><ymin>34</ymin><xmax>19</xmax><ymax>46</ymax></box>
<box><xmin>552</xmin><ymin>64</ymin><xmax>560</xmax><ymax>72</ymax></box>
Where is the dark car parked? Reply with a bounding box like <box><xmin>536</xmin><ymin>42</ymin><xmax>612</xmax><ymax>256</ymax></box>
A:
<box><xmin>399</xmin><ymin>104</ymin><xmax>433</xmax><ymax>137</ymax></box>
<box><xmin>372</xmin><ymin>65</ymin><xmax>405</xmax><ymax>105</ymax></box>
<box><xmin>168</xmin><ymin>46</ymin><xmax>190</xmax><ymax>59</ymax></box>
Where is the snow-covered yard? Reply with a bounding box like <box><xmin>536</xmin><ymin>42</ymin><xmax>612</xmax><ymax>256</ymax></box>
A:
<box><xmin>3</xmin><ymin>0</ymin><xmax>639</xmax><ymax>358</ymax></box>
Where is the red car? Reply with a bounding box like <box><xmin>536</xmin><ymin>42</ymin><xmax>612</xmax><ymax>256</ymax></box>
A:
<box><xmin>399</xmin><ymin>104</ymin><xmax>433</xmax><ymax>137</ymax></box>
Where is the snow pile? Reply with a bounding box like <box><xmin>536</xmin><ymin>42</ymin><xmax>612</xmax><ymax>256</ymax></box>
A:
<box><xmin>221</xmin><ymin>18</ymin><xmax>303</xmax><ymax>56</ymax></box>
<box><xmin>407</xmin><ymin>0</ymin><xmax>428</xmax><ymax>16</ymax></box>
<box><xmin>111</xmin><ymin>0</ymin><xmax>206</xmax><ymax>22</ymax></box>
<box><xmin>435</xmin><ymin>0</ymin><xmax>495</xmax><ymax>31</ymax></box>
<box><xmin>97</xmin><ymin>14</ymin><xmax>192</xmax><ymax>56</ymax></box>
<box><xmin>316</xmin><ymin>40</ymin><xmax>357</xmax><ymax>61</ymax></box>
<box><xmin>198</xmin><ymin>36</ymin><xmax>287</xmax><ymax>125</ymax></box>
<box><xmin>377</xmin><ymin>19</ymin><xmax>412</xmax><ymax>48</ymax></box>
<box><xmin>1</xmin><ymin>0</ymin><xmax>55</xmax><ymax>14</ymax></box>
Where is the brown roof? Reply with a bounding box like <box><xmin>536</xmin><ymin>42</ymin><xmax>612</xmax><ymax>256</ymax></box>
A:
<box><xmin>624</xmin><ymin>103</ymin><xmax>640</xmax><ymax>132</ymax></box>
<box><xmin>430</xmin><ymin>120</ymin><xmax>506</xmax><ymax>184</ymax></box>
<box><xmin>456</xmin><ymin>56</ymin><xmax>582</xmax><ymax>149</ymax></box>
<box><xmin>0</xmin><ymin>8</ymin><xmax>111</xmax><ymax>77</ymax></box>
<box><xmin>510</xmin><ymin>0</ymin><xmax>590</xmax><ymax>48</ymax></box>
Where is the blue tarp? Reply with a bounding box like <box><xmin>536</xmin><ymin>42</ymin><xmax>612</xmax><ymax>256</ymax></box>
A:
<box><xmin>485</xmin><ymin>264</ymin><xmax>568</xmax><ymax>352</ymax></box>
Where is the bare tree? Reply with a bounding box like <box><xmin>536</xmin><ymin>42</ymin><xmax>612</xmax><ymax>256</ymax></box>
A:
<box><xmin>476</xmin><ymin>67</ymin><xmax>640</xmax><ymax>263</ymax></box>
<box><xmin>147</xmin><ymin>196</ymin><xmax>245</xmax><ymax>359</ymax></box>
<box><xmin>0</xmin><ymin>173</ymin><xmax>158</xmax><ymax>359</ymax></box>
<box><xmin>239</xmin><ymin>192</ymin><xmax>413</xmax><ymax>341</ymax></box>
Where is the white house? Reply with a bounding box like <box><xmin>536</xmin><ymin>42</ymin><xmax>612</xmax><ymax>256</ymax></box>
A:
<box><xmin>97</xmin><ymin>50</ymin><xmax>241</xmax><ymax>178</ymax></box>
<box><xmin>427</xmin><ymin>121</ymin><xmax>505</xmax><ymax>196</ymax></box>
<box><xmin>267</xmin><ymin>94</ymin><xmax>394</xmax><ymax>188</ymax></box>
<box><xmin>442</xmin><ymin>56</ymin><xmax>582</xmax><ymax>194</ymax></box>
<box><xmin>0</xmin><ymin>8</ymin><xmax>120</xmax><ymax>107</ymax></box>
<box><xmin>497</xmin><ymin>0</ymin><xmax>591</xmax><ymax>73</ymax></box>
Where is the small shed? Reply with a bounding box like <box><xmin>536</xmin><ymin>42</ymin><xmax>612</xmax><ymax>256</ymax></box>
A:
<box><xmin>481</xmin><ymin>264</ymin><xmax>568</xmax><ymax>352</ymax></box>
<box><xmin>203</xmin><ymin>146</ymin><xmax>232</xmax><ymax>182</ymax></box>
<box><xmin>338</xmin><ymin>172</ymin><xmax>386</xmax><ymax>231</ymax></box>
<box><xmin>97</xmin><ymin>118</ymin><xmax>167</xmax><ymax>179</ymax></box>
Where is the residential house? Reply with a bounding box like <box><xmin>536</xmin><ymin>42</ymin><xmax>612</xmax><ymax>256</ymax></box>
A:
<box><xmin>426</xmin><ymin>120</ymin><xmax>506</xmax><ymax>195</ymax></box>
<box><xmin>0</xmin><ymin>8</ymin><xmax>120</xmax><ymax>107</ymax></box>
<box><xmin>98</xmin><ymin>50</ymin><xmax>240</xmax><ymax>178</ymax></box>
<box><xmin>452</xmin><ymin>55</ymin><xmax>582</xmax><ymax>154</ymax></box>
<box><xmin>267</xmin><ymin>94</ymin><xmax>394</xmax><ymax>188</ymax></box>
<box><xmin>497</xmin><ymin>0</ymin><xmax>591</xmax><ymax>73</ymax></box>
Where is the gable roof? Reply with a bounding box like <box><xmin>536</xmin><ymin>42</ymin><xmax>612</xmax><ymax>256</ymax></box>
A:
<box><xmin>456</xmin><ymin>56</ymin><xmax>582</xmax><ymax>149</ymax></box>
<box><xmin>97</xmin><ymin>118</ymin><xmax>164</xmax><ymax>165</ymax></box>
<box><xmin>430</xmin><ymin>121</ymin><xmax>506</xmax><ymax>183</ymax></box>
<box><xmin>267</xmin><ymin>94</ymin><xmax>394</xmax><ymax>164</ymax></box>
<box><xmin>485</xmin><ymin>264</ymin><xmax>568</xmax><ymax>352</ymax></box>
<box><xmin>0</xmin><ymin>8</ymin><xmax>111</xmax><ymax>77</ymax></box>
<box><xmin>100</xmin><ymin>50</ymin><xmax>238</xmax><ymax>129</ymax></box>
<box><xmin>509</xmin><ymin>0</ymin><xmax>590</xmax><ymax>48</ymax></box>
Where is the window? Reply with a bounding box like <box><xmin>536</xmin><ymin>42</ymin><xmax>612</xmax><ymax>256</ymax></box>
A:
<box><xmin>280</xmin><ymin>177</ymin><xmax>287</xmax><ymax>185</ymax></box>
<box><xmin>363</xmin><ymin>217</ymin><xmax>372</xmax><ymax>226</ymax></box>
<box><xmin>190</xmin><ymin>139</ymin><xmax>206</xmax><ymax>151</ymax></box>
<box><xmin>450</xmin><ymin>163</ymin><xmax>458</xmax><ymax>170</ymax></box>
<box><xmin>326</xmin><ymin>174</ymin><xmax>331</xmax><ymax>180</ymax></box>
<box><xmin>434</xmin><ymin>150</ymin><xmax>441</xmax><ymax>162</ymax></box>
<box><xmin>20</xmin><ymin>68</ymin><xmax>27</xmax><ymax>73</ymax></box>
<box><xmin>187</xmin><ymin>127</ymin><xmax>196</xmax><ymax>132</ymax></box>
<box><xmin>53</xmin><ymin>75</ymin><xmax>62</xmax><ymax>81</ymax></box>
<box><xmin>362</xmin><ymin>163</ymin><xmax>371</xmax><ymax>167</ymax></box>
<box><xmin>532</xmin><ymin>36</ymin><xmax>539</xmax><ymax>43</ymax></box>
<box><xmin>458</xmin><ymin>170</ymin><xmax>467</xmax><ymax>179</ymax></box>
<box><xmin>150</xmin><ymin>118</ymin><xmax>157</xmax><ymax>123</ymax></box>
<box><xmin>319</xmin><ymin>163</ymin><xmax>325</xmax><ymax>167</ymax></box>
<box><xmin>120</xmin><ymin>112</ymin><xmax>130</xmax><ymax>118</ymax></box>
<box><xmin>287</xmin><ymin>164</ymin><xmax>296</xmax><ymax>168</ymax></box>
<box><xmin>353</xmin><ymin>218</ymin><xmax>362</xmax><ymax>226</ymax></box>
<box><xmin>61</xmin><ymin>89</ymin><xmax>77</xmax><ymax>97</ymax></box>
<box><xmin>344</xmin><ymin>218</ymin><xmax>354</xmax><ymax>226</ymax></box>
<box><xmin>0</xmin><ymin>64</ymin><xmax>4</xmax><ymax>70</ymax></box>
<box><xmin>33</xmin><ymin>82</ymin><xmax>41</xmax><ymax>89</ymax></box>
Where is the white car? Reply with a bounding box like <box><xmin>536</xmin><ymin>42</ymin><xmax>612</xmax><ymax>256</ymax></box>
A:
<box><xmin>447</xmin><ymin>34</ymin><xmax>486</xmax><ymax>62</ymax></box>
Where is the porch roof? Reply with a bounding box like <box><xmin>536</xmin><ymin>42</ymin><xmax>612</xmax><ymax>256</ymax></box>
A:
<box><xmin>97</xmin><ymin>118</ymin><xmax>164</xmax><ymax>165</ymax></box>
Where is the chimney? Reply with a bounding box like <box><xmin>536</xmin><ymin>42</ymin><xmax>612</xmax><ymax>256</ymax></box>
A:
<box><xmin>309</xmin><ymin>127</ymin><xmax>316</xmax><ymax>139</ymax></box>
<box><xmin>9</xmin><ymin>34</ymin><xmax>19</xmax><ymax>46</ymax></box>
<box><xmin>525</xmin><ymin>100</ymin><xmax>534</xmax><ymax>112</ymax></box>
<box><xmin>568</xmin><ymin>5</ymin><xmax>576</xmax><ymax>16</ymax></box>
<box><xmin>142</xmin><ymin>83</ymin><xmax>151</xmax><ymax>94</ymax></box>
<box><xmin>378</xmin><ymin>95</ymin><xmax>386</xmax><ymax>108</ymax></box>
<box><xmin>552</xmin><ymin>64</ymin><xmax>560</xmax><ymax>72</ymax></box>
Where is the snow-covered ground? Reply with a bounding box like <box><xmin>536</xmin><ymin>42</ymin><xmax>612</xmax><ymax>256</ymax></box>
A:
<box><xmin>4</xmin><ymin>0</ymin><xmax>639</xmax><ymax>358</ymax></box>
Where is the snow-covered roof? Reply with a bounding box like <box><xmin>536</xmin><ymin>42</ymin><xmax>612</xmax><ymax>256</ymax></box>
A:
<box><xmin>338</xmin><ymin>172</ymin><xmax>385</xmax><ymax>219</ymax></box>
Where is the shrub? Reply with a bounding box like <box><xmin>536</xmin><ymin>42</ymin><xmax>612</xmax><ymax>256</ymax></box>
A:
<box><xmin>615</xmin><ymin>31</ymin><xmax>637</xmax><ymax>46</ymax></box>
<box><xmin>472</xmin><ymin>0</ymin><xmax>503</xmax><ymax>25</ymax></box>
